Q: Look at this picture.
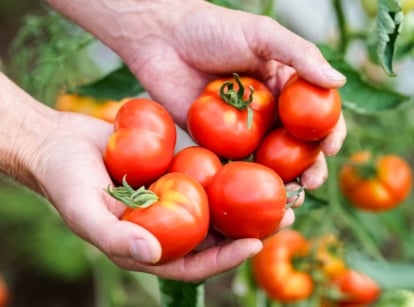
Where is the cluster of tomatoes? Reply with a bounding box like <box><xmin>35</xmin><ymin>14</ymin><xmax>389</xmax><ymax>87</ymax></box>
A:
<box><xmin>102</xmin><ymin>73</ymin><xmax>342</xmax><ymax>263</ymax></box>
<box><xmin>252</xmin><ymin>229</ymin><xmax>381</xmax><ymax>306</ymax></box>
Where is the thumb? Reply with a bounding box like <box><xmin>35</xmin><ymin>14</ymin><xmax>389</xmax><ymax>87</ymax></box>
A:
<box><xmin>249</xmin><ymin>16</ymin><xmax>346</xmax><ymax>88</ymax></box>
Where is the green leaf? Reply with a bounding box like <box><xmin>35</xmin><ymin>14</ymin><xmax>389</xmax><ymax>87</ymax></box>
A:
<box><xmin>295</xmin><ymin>192</ymin><xmax>329</xmax><ymax>215</ymax></box>
<box><xmin>68</xmin><ymin>64</ymin><xmax>145</xmax><ymax>100</ymax></box>
<box><xmin>376</xmin><ymin>0</ymin><xmax>404</xmax><ymax>75</ymax></box>
<box><xmin>158</xmin><ymin>278</ymin><xmax>205</xmax><ymax>307</ymax></box>
<box><xmin>319</xmin><ymin>44</ymin><xmax>410</xmax><ymax>114</ymax></box>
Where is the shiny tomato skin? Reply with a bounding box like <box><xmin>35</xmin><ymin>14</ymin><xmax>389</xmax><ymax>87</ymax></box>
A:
<box><xmin>278</xmin><ymin>74</ymin><xmax>342</xmax><ymax>141</ymax></box>
<box><xmin>121</xmin><ymin>172</ymin><xmax>210</xmax><ymax>263</ymax></box>
<box><xmin>187</xmin><ymin>76</ymin><xmax>277</xmax><ymax>159</ymax></box>
<box><xmin>340</xmin><ymin>151</ymin><xmax>412</xmax><ymax>211</ymax></box>
<box><xmin>254</xmin><ymin>127</ymin><xmax>321</xmax><ymax>182</ymax></box>
<box><xmin>104</xmin><ymin>128</ymin><xmax>174</xmax><ymax>188</ymax></box>
<box><xmin>207</xmin><ymin>161</ymin><xmax>286</xmax><ymax>239</ymax></box>
<box><xmin>114</xmin><ymin>97</ymin><xmax>177</xmax><ymax>149</ymax></box>
<box><xmin>333</xmin><ymin>270</ymin><xmax>380</xmax><ymax>306</ymax></box>
<box><xmin>252</xmin><ymin>229</ymin><xmax>314</xmax><ymax>303</ymax></box>
<box><xmin>168</xmin><ymin>146</ymin><xmax>222</xmax><ymax>188</ymax></box>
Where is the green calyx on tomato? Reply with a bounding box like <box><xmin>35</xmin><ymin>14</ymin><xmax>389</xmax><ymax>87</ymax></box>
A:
<box><xmin>219</xmin><ymin>73</ymin><xmax>254</xmax><ymax>129</ymax></box>
<box><xmin>107</xmin><ymin>176</ymin><xmax>158</xmax><ymax>208</ymax></box>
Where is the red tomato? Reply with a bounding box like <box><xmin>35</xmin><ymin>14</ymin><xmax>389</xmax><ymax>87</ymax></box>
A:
<box><xmin>104</xmin><ymin>128</ymin><xmax>173</xmax><ymax>188</ymax></box>
<box><xmin>332</xmin><ymin>270</ymin><xmax>380</xmax><ymax>306</ymax></box>
<box><xmin>251</xmin><ymin>229</ymin><xmax>314</xmax><ymax>303</ymax></box>
<box><xmin>104</xmin><ymin>98</ymin><xmax>177</xmax><ymax>188</ymax></box>
<box><xmin>114</xmin><ymin>97</ymin><xmax>177</xmax><ymax>149</ymax></box>
<box><xmin>278</xmin><ymin>74</ymin><xmax>342</xmax><ymax>141</ymax></box>
<box><xmin>187</xmin><ymin>74</ymin><xmax>277</xmax><ymax>159</ymax></box>
<box><xmin>169</xmin><ymin>146</ymin><xmax>222</xmax><ymax>188</ymax></box>
<box><xmin>207</xmin><ymin>161</ymin><xmax>286</xmax><ymax>239</ymax></box>
<box><xmin>0</xmin><ymin>275</ymin><xmax>8</xmax><ymax>307</ymax></box>
<box><xmin>118</xmin><ymin>172</ymin><xmax>210</xmax><ymax>263</ymax></box>
<box><xmin>340</xmin><ymin>151</ymin><xmax>412</xmax><ymax>211</ymax></box>
<box><xmin>254</xmin><ymin>127</ymin><xmax>321</xmax><ymax>182</ymax></box>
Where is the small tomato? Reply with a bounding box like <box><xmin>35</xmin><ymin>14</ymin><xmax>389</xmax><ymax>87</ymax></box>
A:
<box><xmin>207</xmin><ymin>161</ymin><xmax>286</xmax><ymax>239</ymax></box>
<box><xmin>278</xmin><ymin>74</ymin><xmax>342</xmax><ymax>141</ymax></box>
<box><xmin>254</xmin><ymin>127</ymin><xmax>321</xmax><ymax>182</ymax></box>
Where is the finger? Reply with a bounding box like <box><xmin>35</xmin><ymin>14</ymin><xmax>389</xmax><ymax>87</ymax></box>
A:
<box><xmin>248</xmin><ymin>16</ymin><xmax>346</xmax><ymax>88</ymax></box>
<box><xmin>117</xmin><ymin>238</ymin><xmax>263</xmax><ymax>282</ymax></box>
<box><xmin>301</xmin><ymin>152</ymin><xmax>328</xmax><ymax>190</ymax></box>
<box><xmin>277</xmin><ymin>208</ymin><xmax>295</xmax><ymax>230</ymax></box>
<box><xmin>320</xmin><ymin>113</ymin><xmax>347</xmax><ymax>156</ymax></box>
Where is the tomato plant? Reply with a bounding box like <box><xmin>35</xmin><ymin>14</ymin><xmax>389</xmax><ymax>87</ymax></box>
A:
<box><xmin>254</xmin><ymin>127</ymin><xmax>321</xmax><ymax>182</ymax></box>
<box><xmin>331</xmin><ymin>270</ymin><xmax>380</xmax><ymax>306</ymax></box>
<box><xmin>0</xmin><ymin>275</ymin><xmax>8</xmax><ymax>307</ymax></box>
<box><xmin>207</xmin><ymin>161</ymin><xmax>286</xmax><ymax>239</ymax></box>
<box><xmin>361</xmin><ymin>0</ymin><xmax>414</xmax><ymax>16</ymax></box>
<box><xmin>104</xmin><ymin>98</ymin><xmax>177</xmax><ymax>188</ymax></box>
<box><xmin>278</xmin><ymin>74</ymin><xmax>342</xmax><ymax>141</ymax></box>
<box><xmin>168</xmin><ymin>146</ymin><xmax>222</xmax><ymax>188</ymax></box>
<box><xmin>251</xmin><ymin>229</ymin><xmax>314</xmax><ymax>303</ymax></box>
<box><xmin>313</xmin><ymin>234</ymin><xmax>348</xmax><ymax>280</ymax></box>
<box><xmin>109</xmin><ymin>172</ymin><xmax>210</xmax><ymax>264</ymax></box>
<box><xmin>340</xmin><ymin>151</ymin><xmax>412</xmax><ymax>211</ymax></box>
<box><xmin>187</xmin><ymin>73</ymin><xmax>277</xmax><ymax>159</ymax></box>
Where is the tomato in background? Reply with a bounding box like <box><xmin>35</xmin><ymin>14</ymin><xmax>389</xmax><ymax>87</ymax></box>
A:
<box><xmin>0</xmin><ymin>275</ymin><xmax>8</xmax><ymax>307</ymax></box>
<box><xmin>207</xmin><ymin>161</ymin><xmax>286</xmax><ymax>239</ymax></box>
<box><xmin>111</xmin><ymin>172</ymin><xmax>210</xmax><ymax>264</ymax></box>
<box><xmin>187</xmin><ymin>74</ymin><xmax>277</xmax><ymax>159</ymax></box>
<box><xmin>340</xmin><ymin>151</ymin><xmax>412</xmax><ymax>211</ymax></box>
<box><xmin>169</xmin><ymin>146</ymin><xmax>222</xmax><ymax>188</ymax></box>
<box><xmin>251</xmin><ymin>229</ymin><xmax>314</xmax><ymax>303</ymax></box>
<box><xmin>254</xmin><ymin>127</ymin><xmax>321</xmax><ymax>182</ymax></box>
<box><xmin>332</xmin><ymin>270</ymin><xmax>380</xmax><ymax>306</ymax></box>
<box><xmin>278</xmin><ymin>74</ymin><xmax>341</xmax><ymax>141</ymax></box>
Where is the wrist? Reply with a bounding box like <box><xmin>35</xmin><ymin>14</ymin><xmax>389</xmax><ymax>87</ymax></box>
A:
<box><xmin>0</xmin><ymin>72</ymin><xmax>57</xmax><ymax>192</ymax></box>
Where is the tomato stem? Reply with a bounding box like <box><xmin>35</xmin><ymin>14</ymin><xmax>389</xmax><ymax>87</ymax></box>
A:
<box><xmin>285</xmin><ymin>185</ymin><xmax>304</xmax><ymax>209</ymax></box>
<box><xmin>107</xmin><ymin>176</ymin><xmax>159</xmax><ymax>208</ymax></box>
<box><xmin>219</xmin><ymin>73</ymin><xmax>254</xmax><ymax>129</ymax></box>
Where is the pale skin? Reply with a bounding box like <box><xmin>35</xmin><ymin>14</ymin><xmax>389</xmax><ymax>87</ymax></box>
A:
<box><xmin>0</xmin><ymin>0</ymin><xmax>347</xmax><ymax>282</ymax></box>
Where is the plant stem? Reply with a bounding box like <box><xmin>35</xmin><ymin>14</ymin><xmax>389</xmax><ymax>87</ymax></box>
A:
<box><xmin>332</xmin><ymin>0</ymin><xmax>348</xmax><ymax>53</ymax></box>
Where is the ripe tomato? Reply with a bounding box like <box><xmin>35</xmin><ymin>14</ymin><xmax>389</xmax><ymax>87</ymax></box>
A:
<box><xmin>251</xmin><ymin>229</ymin><xmax>314</xmax><ymax>303</ymax></box>
<box><xmin>114</xmin><ymin>97</ymin><xmax>177</xmax><ymax>149</ymax></box>
<box><xmin>332</xmin><ymin>270</ymin><xmax>380</xmax><ymax>306</ymax></box>
<box><xmin>254</xmin><ymin>127</ymin><xmax>321</xmax><ymax>182</ymax></box>
<box><xmin>207</xmin><ymin>161</ymin><xmax>286</xmax><ymax>239</ymax></box>
<box><xmin>278</xmin><ymin>74</ymin><xmax>342</xmax><ymax>141</ymax></box>
<box><xmin>114</xmin><ymin>172</ymin><xmax>210</xmax><ymax>263</ymax></box>
<box><xmin>187</xmin><ymin>74</ymin><xmax>277</xmax><ymax>159</ymax></box>
<box><xmin>0</xmin><ymin>275</ymin><xmax>8</xmax><ymax>307</ymax></box>
<box><xmin>104</xmin><ymin>98</ymin><xmax>177</xmax><ymax>188</ymax></box>
<box><xmin>340</xmin><ymin>151</ymin><xmax>412</xmax><ymax>211</ymax></box>
<box><xmin>104</xmin><ymin>128</ymin><xmax>174</xmax><ymax>188</ymax></box>
<box><xmin>168</xmin><ymin>146</ymin><xmax>222</xmax><ymax>188</ymax></box>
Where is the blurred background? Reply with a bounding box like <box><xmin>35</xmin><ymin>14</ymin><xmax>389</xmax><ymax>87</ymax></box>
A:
<box><xmin>1</xmin><ymin>0</ymin><xmax>414</xmax><ymax>306</ymax></box>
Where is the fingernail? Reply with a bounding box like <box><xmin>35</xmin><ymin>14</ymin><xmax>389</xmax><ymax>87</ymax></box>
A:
<box><xmin>322</xmin><ymin>65</ymin><xmax>346</xmax><ymax>82</ymax></box>
<box><xmin>131</xmin><ymin>239</ymin><xmax>156</xmax><ymax>264</ymax></box>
